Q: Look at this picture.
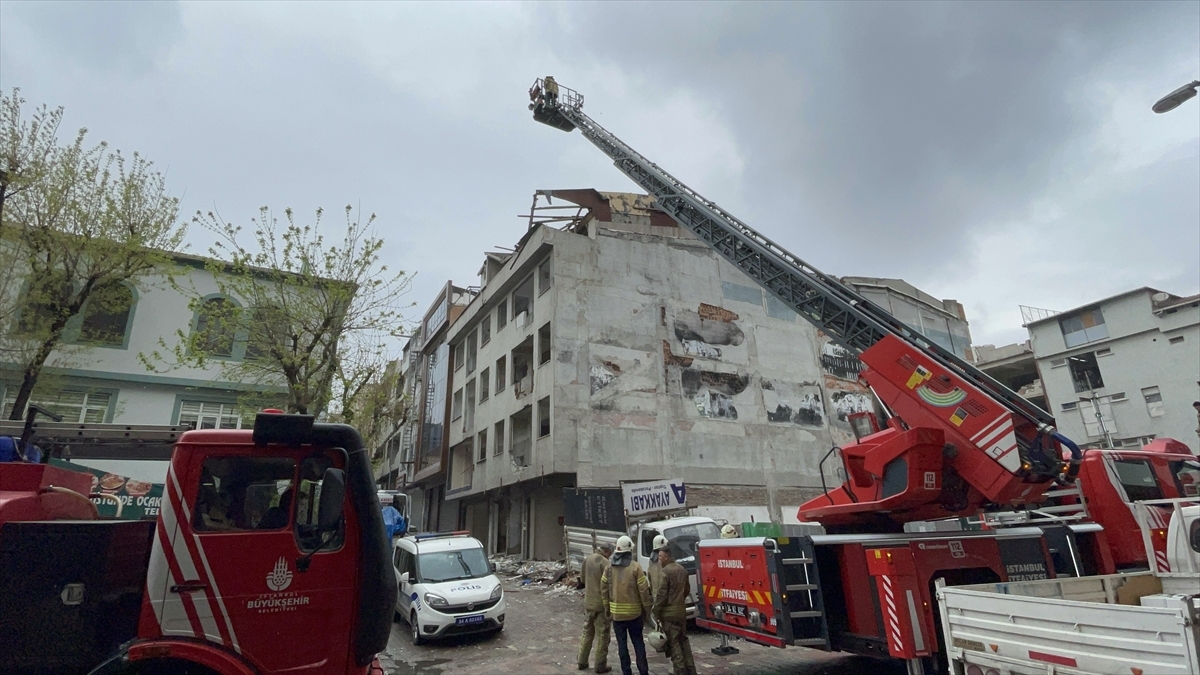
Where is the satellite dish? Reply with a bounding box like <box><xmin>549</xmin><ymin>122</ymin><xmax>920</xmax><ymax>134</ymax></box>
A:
<box><xmin>1152</xmin><ymin>292</ymin><xmax>1170</xmax><ymax>303</ymax></box>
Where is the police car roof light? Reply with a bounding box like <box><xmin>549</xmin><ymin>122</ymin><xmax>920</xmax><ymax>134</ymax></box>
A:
<box><xmin>412</xmin><ymin>530</ymin><xmax>472</xmax><ymax>542</ymax></box>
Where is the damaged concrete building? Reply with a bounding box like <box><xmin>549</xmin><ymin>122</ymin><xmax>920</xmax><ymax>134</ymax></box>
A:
<box><xmin>427</xmin><ymin>189</ymin><xmax>973</xmax><ymax>560</ymax></box>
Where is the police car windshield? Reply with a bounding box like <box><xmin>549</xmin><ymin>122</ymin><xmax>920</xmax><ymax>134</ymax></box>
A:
<box><xmin>418</xmin><ymin>548</ymin><xmax>491</xmax><ymax>583</ymax></box>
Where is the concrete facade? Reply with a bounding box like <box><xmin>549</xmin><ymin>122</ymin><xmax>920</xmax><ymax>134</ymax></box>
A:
<box><xmin>973</xmin><ymin>341</ymin><xmax>1048</xmax><ymax>412</ymax></box>
<box><xmin>435</xmin><ymin>190</ymin><xmax>975</xmax><ymax>559</ymax></box>
<box><xmin>1026</xmin><ymin>287</ymin><xmax>1200</xmax><ymax>451</ymax></box>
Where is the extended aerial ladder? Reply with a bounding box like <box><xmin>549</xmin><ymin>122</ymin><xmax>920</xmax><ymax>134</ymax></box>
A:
<box><xmin>529</xmin><ymin>79</ymin><xmax>1082</xmax><ymax>528</ymax></box>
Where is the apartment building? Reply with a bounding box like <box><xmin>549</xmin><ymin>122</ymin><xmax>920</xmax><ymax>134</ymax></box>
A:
<box><xmin>435</xmin><ymin>189</ymin><xmax>975</xmax><ymax>560</ymax></box>
<box><xmin>0</xmin><ymin>254</ymin><xmax>287</xmax><ymax>481</ymax></box>
<box><xmin>1026</xmin><ymin>287</ymin><xmax>1200</xmax><ymax>451</ymax></box>
<box><xmin>372</xmin><ymin>282</ymin><xmax>477</xmax><ymax>532</ymax></box>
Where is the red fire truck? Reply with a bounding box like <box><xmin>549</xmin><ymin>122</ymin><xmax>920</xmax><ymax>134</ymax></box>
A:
<box><xmin>529</xmin><ymin>78</ymin><xmax>1200</xmax><ymax>673</ymax></box>
<box><xmin>0</xmin><ymin>412</ymin><xmax>395</xmax><ymax>675</ymax></box>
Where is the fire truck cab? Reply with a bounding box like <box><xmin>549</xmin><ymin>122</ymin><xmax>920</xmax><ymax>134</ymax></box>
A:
<box><xmin>0</xmin><ymin>413</ymin><xmax>395</xmax><ymax>675</ymax></box>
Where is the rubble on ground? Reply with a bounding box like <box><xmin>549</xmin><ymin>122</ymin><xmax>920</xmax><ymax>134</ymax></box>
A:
<box><xmin>489</xmin><ymin>553</ymin><xmax>581</xmax><ymax>595</ymax></box>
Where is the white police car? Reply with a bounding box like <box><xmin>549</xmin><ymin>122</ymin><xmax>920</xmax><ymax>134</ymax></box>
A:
<box><xmin>393</xmin><ymin>531</ymin><xmax>505</xmax><ymax>644</ymax></box>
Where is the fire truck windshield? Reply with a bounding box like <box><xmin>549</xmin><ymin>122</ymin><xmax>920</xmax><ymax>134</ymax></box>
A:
<box><xmin>1170</xmin><ymin>459</ymin><xmax>1200</xmax><ymax>498</ymax></box>
<box><xmin>418</xmin><ymin>548</ymin><xmax>491</xmax><ymax>583</ymax></box>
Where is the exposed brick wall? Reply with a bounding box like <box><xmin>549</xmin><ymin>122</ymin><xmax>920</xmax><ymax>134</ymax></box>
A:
<box><xmin>662</xmin><ymin>341</ymin><xmax>694</xmax><ymax>368</ymax></box>
<box><xmin>698</xmin><ymin>303</ymin><xmax>739</xmax><ymax>323</ymax></box>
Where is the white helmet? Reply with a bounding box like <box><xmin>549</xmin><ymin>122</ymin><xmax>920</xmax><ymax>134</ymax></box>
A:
<box><xmin>652</xmin><ymin>535</ymin><xmax>669</xmax><ymax>552</ymax></box>
<box><xmin>615</xmin><ymin>535</ymin><xmax>634</xmax><ymax>553</ymax></box>
<box><xmin>647</xmin><ymin>630</ymin><xmax>667</xmax><ymax>652</ymax></box>
<box><xmin>720</xmin><ymin>524</ymin><xmax>738</xmax><ymax>539</ymax></box>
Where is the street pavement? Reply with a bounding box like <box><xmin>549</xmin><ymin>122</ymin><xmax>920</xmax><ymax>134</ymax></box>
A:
<box><xmin>378</xmin><ymin>581</ymin><xmax>906</xmax><ymax>675</ymax></box>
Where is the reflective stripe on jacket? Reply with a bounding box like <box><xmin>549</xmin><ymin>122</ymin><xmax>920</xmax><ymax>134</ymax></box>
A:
<box><xmin>601</xmin><ymin>558</ymin><xmax>651</xmax><ymax>621</ymax></box>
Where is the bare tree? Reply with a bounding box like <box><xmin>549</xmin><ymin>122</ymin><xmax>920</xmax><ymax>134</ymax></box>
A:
<box><xmin>330</xmin><ymin>339</ymin><xmax>412</xmax><ymax>464</ymax></box>
<box><xmin>145</xmin><ymin>205</ymin><xmax>413</xmax><ymax>417</ymax></box>
<box><xmin>1</xmin><ymin>89</ymin><xmax>185</xmax><ymax>419</ymax></box>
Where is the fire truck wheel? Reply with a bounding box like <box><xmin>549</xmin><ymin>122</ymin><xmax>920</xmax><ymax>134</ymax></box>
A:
<box><xmin>410</xmin><ymin>611</ymin><xmax>426</xmax><ymax>646</ymax></box>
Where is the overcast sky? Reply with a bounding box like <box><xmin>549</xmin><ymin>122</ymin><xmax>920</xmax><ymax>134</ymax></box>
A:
<box><xmin>2</xmin><ymin>1</ymin><xmax>1197</xmax><ymax>349</ymax></box>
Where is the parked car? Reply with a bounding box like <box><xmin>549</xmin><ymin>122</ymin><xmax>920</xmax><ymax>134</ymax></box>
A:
<box><xmin>392</xmin><ymin>531</ymin><xmax>506</xmax><ymax>644</ymax></box>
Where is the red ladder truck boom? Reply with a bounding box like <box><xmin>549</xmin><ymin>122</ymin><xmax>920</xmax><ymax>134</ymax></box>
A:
<box><xmin>528</xmin><ymin>78</ymin><xmax>1081</xmax><ymax>528</ymax></box>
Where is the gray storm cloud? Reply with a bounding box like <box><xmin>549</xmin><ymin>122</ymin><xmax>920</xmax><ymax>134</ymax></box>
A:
<box><xmin>1</xmin><ymin>1</ymin><xmax>1196</xmax><ymax>346</ymax></box>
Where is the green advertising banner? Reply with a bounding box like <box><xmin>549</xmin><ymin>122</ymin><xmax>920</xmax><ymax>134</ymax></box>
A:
<box><xmin>49</xmin><ymin>459</ymin><xmax>165</xmax><ymax>520</ymax></box>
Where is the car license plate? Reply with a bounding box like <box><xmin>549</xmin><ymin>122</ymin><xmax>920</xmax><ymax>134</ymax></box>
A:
<box><xmin>719</xmin><ymin>602</ymin><xmax>747</xmax><ymax>618</ymax></box>
<box><xmin>455</xmin><ymin>614</ymin><xmax>485</xmax><ymax>626</ymax></box>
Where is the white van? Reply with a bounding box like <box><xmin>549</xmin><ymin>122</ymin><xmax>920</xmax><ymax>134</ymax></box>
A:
<box><xmin>392</xmin><ymin>531</ymin><xmax>506</xmax><ymax>644</ymax></box>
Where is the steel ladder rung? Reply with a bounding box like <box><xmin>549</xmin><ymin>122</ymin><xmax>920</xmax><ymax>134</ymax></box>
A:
<box><xmin>792</xmin><ymin>638</ymin><xmax>828</xmax><ymax>647</ymax></box>
<box><xmin>789</xmin><ymin>610</ymin><xmax>823</xmax><ymax>618</ymax></box>
<box><xmin>786</xmin><ymin>583</ymin><xmax>819</xmax><ymax>591</ymax></box>
<box><xmin>782</xmin><ymin>557</ymin><xmax>813</xmax><ymax>565</ymax></box>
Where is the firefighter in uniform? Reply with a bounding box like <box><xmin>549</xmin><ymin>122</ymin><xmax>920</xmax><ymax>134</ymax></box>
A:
<box><xmin>578</xmin><ymin>543</ymin><xmax>614</xmax><ymax>673</ymax></box>
<box><xmin>601</xmin><ymin>535</ymin><xmax>653</xmax><ymax>675</ymax></box>
<box><xmin>652</xmin><ymin>539</ymin><xmax>697</xmax><ymax>675</ymax></box>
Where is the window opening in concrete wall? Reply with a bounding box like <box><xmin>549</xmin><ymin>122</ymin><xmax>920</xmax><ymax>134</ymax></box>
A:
<box><xmin>466</xmin><ymin>328</ymin><xmax>477</xmax><ymax>374</ymax></box>
<box><xmin>1169</xmin><ymin>336</ymin><xmax>1185</xmax><ymax>345</ymax></box>
<box><xmin>1142</xmin><ymin>386</ymin><xmax>1165</xmax><ymax>417</ymax></box>
<box><xmin>538</xmin><ymin>257</ymin><xmax>552</xmax><ymax>296</ymax></box>
<box><xmin>481</xmin><ymin>315</ymin><xmax>491</xmax><ymax>345</ymax></box>
<box><xmin>513</xmin><ymin>275</ymin><xmax>535</xmax><ymax>328</ymax></box>
<box><xmin>512</xmin><ymin>336</ymin><xmax>534</xmax><ymax>399</ymax></box>
<box><xmin>538</xmin><ymin>396</ymin><xmax>550</xmax><ymax>437</ymax></box>
<box><xmin>538</xmin><ymin>322</ymin><xmax>552</xmax><ymax>365</ymax></box>
<box><xmin>511</xmin><ymin>407</ymin><xmax>532</xmax><ymax>467</ymax></box>
<box><xmin>497</xmin><ymin>298</ymin><xmax>508</xmax><ymax>330</ymax></box>
<box><xmin>1060</xmin><ymin>307</ymin><xmax>1108</xmax><ymax>348</ymax></box>
<box><xmin>494</xmin><ymin>420</ymin><xmax>505</xmax><ymax>456</ymax></box>
<box><xmin>464</xmin><ymin>380</ymin><xmax>476</xmax><ymax>432</ymax></box>
<box><xmin>480</xmin><ymin>367</ymin><xmax>490</xmax><ymax>401</ymax></box>
<box><xmin>448</xmin><ymin>440</ymin><xmax>473</xmax><ymax>493</ymax></box>
<box><xmin>452</xmin><ymin>388</ymin><xmax>463</xmax><ymax>421</ymax></box>
<box><xmin>79</xmin><ymin>284</ymin><xmax>134</xmax><ymax>346</ymax></box>
<box><xmin>1095</xmin><ymin>348</ymin><xmax>1112</xmax><ymax>357</ymax></box>
<box><xmin>477</xmin><ymin>429</ymin><xmax>488</xmax><ymax>462</ymax></box>
<box><xmin>495</xmin><ymin>355</ymin><xmax>507</xmax><ymax>392</ymax></box>
<box><xmin>1068</xmin><ymin>352</ymin><xmax>1104</xmax><ymax>392</ymax></box>
<box><xmin>1061</xmin><ymin>401</ymin><xmax>1078</xmax><ymax>411</ymax></box>
<box><xmin>454</xmin><ymin>341</ymin><xmax>465</xmax><ymax>371</ymax></box>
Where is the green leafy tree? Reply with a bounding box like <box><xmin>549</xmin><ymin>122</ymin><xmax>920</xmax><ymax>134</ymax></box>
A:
<box><xmin>145</xmin><ymin>205</ymin><xmax>412</xmax><ymax>417</ymax></box>
<box><xmin>1</xmin><ymin>89</ymin><xmax>185</xmax><ymax>420</ymax></box>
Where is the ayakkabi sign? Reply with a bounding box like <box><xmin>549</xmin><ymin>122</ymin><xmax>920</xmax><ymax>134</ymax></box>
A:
<box><xmin>622</xmin><ymin>478</ymin><xmax>686</xmax><ymax>517</ymax></box>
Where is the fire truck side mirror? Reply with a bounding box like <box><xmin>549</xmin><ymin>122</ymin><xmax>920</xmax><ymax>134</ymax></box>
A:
<box><xmin>317</xmin><ymin>467</ymin><xmax>347</xmax><ymax>531</ymax></box>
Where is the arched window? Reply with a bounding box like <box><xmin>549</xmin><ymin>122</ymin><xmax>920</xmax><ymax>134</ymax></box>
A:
<box><xmin>195</xmin><ymin>297</ymin><xmax>236</xmax><ymax>357</ymax></box>
<box><xmin>80</xmin><ymin>284</ymin><xmax>135</xmax><ymax>346</ymax></box>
